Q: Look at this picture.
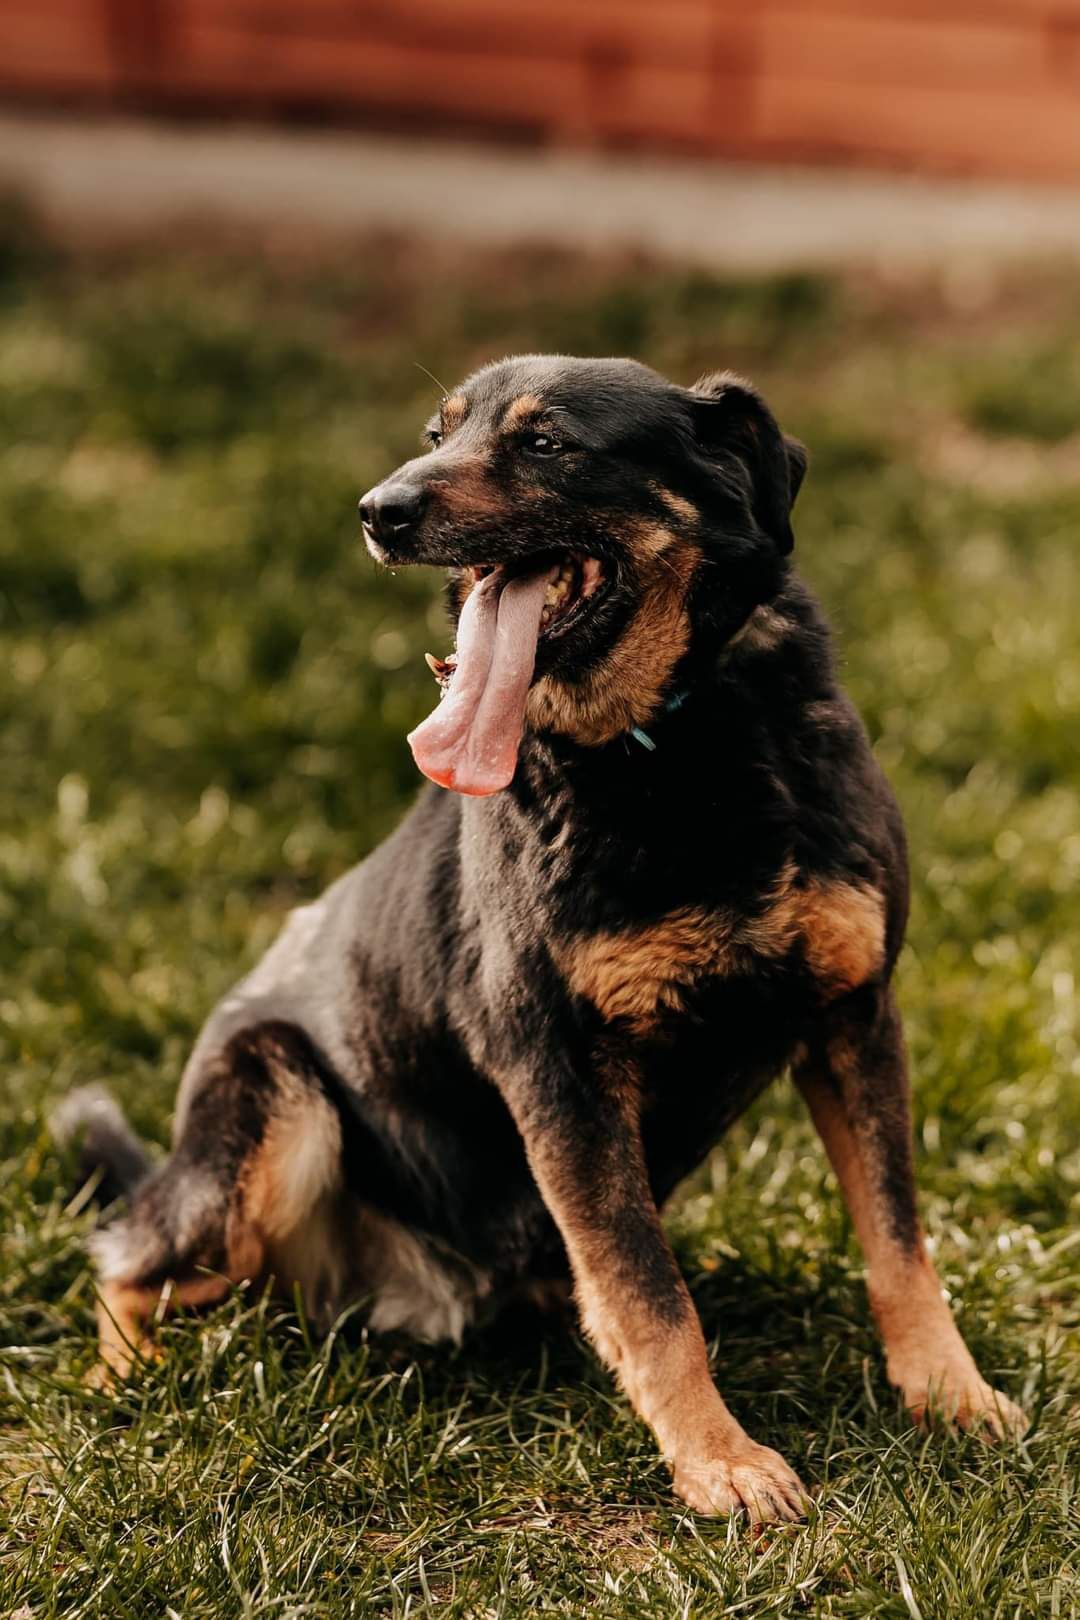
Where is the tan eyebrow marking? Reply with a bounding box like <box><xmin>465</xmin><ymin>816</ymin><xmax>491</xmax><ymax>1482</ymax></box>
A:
<box><xmin>502</xmin><ymin>393</ymin><xmax>546</xmax><ymax>430</ymax></box>
<box><xmin>441</xmin><ymin>394</ymin><xmax>468</xmax><ymax>432</ymax></box>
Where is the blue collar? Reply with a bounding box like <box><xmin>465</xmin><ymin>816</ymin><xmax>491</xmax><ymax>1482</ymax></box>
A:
<box><xmin>628</xmin><ymin>687</ymin><xmax>690</xmax><ymax>752</ymax></box>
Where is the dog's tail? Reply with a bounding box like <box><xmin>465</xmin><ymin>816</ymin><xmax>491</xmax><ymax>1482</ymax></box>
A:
<box><xmin>50</xmin><ymin>1085</ymin><xmax>154</xmax><ymax>1207</ymax></box>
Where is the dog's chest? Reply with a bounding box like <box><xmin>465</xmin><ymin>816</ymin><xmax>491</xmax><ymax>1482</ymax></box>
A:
<box><xmin>552</xmin><ymin>862</ymin><xmax>885</xmax><ymax>1036</ymax></box>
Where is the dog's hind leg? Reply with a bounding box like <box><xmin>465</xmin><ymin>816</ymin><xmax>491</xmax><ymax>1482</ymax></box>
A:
<box><xmin>88</xmin><ymin>1021</ymin><xmax>345</xmax><ymax>1380</ymax></box>
<box><xmin>795</xmin><ymin>986</ymin><xmax>1027</xmax><ymax>1437</ymax></box>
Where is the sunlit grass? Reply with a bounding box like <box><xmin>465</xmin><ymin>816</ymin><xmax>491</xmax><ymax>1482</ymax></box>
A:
<box><xmin>0</xmin><ymin>207</ymin><xmax>1077</xmax><ymax>1617</ymax></box>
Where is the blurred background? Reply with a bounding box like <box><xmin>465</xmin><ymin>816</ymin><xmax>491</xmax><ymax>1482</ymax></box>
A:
<box><xmin>4</xmin><ymin>0</ymin><xmax>1080</xmax><ymax>177</ymax></box>
<box><xmin>1</xmin><ymin>10</ymin><xmax>1079</xmax><ymax>1614</ymax></box>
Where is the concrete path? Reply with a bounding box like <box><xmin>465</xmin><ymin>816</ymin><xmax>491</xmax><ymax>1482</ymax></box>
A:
<box><xmin>2</xmin><ymin>112</ymin><xmax>1079</xmax><ymax>268</ymax></box>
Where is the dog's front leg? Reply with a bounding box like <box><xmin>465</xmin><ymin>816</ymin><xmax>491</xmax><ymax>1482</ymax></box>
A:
<box><xmin>501</xmin><ymin>1050</ymin><xmax>806</xmax><ymax>1522</ymax></box>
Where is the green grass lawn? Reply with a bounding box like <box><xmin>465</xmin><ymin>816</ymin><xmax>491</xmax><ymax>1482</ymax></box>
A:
<box><xmin>0</xmin><ymin>200</ymin><xmax>1077</xmax><ymax>1617</ymax></box>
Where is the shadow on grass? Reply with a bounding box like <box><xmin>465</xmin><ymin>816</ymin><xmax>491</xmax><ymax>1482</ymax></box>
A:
<box><xmin>335</xmin><ymin>1246</ymin><xmax>890</xmax><ymax>1444</ymax></box>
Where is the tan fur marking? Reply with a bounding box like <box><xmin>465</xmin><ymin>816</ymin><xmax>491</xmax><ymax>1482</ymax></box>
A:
<box><xmin>796</xmin><ymin>1059</ymin><xmax>1026</xmax><ymax>1436</ymax></box>
<box><xmin>869</xmin><ymin>1252</ymin><xmax>1005</xmax><ymax>1425</ymax></box>
<box><xmin>502</xmin><ymin>392</ymin><xmax>545</xmax><ymax>430</ymax></box>
<box><xmin>527</xmin><ymin>528</ymin><xmax>698</xmax><ymax>746</ymax></box>
<box><xmin>516</xmin><ymin>1065</ymin><xmax>806</xmax><ymax>1519</ymax></box>
<box><xmin>227</xmin><ymin>1070</ymin><xmax>344</xmax><ymax>1314</ymax></box>
<box><xmin>577</xmin><ymin>1278</ymin><xmax>730</xmax><ymax>1450</ymax></box>
<box><xmin>554</xmin><ymin>1151</ymin><xmax>697</xmax><ymax>1404</ymax></box>
<box><xmin>561</xmin><ymin>1214</ymin><xmax>790</xmax><ymax>1514</ymax></box>
<box><xmin>630</xmin><ymin>519</ymin><xmax>682</xmax><ymax>557</ymax></box>
<box><xmin>555</xmin><ymin>910</ymin><xmax>735</xmax><ymax>1034</ymax></box>
<box><xmin>649</xmin><ymin>482</ymin><xmax>699</xmax><ymax>526</ymax></box>
<box><xmin>441</xmin><ymin>393</ymin><xmax>468</xmax><ymax>432</ymax></box>
<box><xmin>95</xmin><ymin>1273</ymin><xmax>233</xmax><ymax>1382</ymax></box>
<box><xmin>237</xmin><ymin>1094</ymin><xmax>341</xmax><ymax>1248</ymax></box>
<box><xmin>429</xmin><ymin>452</ymin><xmax>506</xmax><ymax>520</ymax></box>
<box><xmin>94</xmin><ymin>1056</ymin><xmax>343</xmax><ymax>1381</ymax></box>
<box><xmin>727</xmin><ymin>604</ymin><xmax>792</xmax><ymax>656</ymax></box>
<box><xmin>557</xmin><ymin>869</ymin><xmax>885</xmax><ymax>1030</ymax></box>
<box><xmin>796</xmin><ymin>883</ymin><xmax>886</xmax><ymax>995</ymax></box>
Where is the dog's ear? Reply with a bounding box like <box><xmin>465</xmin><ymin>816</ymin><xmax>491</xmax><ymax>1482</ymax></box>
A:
<box><xmin>686</xmin><ymin>372</ymin><xmax>807</xmax><ymax>555</ymax></box>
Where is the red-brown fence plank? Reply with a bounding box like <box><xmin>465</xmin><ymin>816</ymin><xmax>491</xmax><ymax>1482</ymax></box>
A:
<box><xmin>158</xmin><ymin>22</ymin><xmax>594</xmax><ymax>135</ymax></box>
<box><xmin>756</xmin><ymin>10</ymin><xmax>1050</xmax><ymax>90</ymax></box>
<box><xmin>736</xmin><ymin>0</ymin><xmax>1080</xmax><ymax>19</ymax></box>
<box><xmin>587</xmin><ymin>61</ymin><xmax>734</xmax><ymax>146</ymax></box>
<box><xmin>170</xmin><ymin>0</ymin><xmax>718</xmax><ymax>66</ymax></box>
<box><xmin>0</xmin><ymin>0</ymin><xmax>117</xmax><ymax>92</ymax></box>
<box><xmin>3</xmin><ymin>0</ymin><xmax>1080</xmax><ymax>184</ymax></box>
<box><xmin>751</xmin><ymin>73</ymin><xmax>1080</xmax><ymax>178</ymax></box>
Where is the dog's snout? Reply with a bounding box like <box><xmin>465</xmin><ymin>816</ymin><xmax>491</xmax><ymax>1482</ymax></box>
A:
<box><xmin>359</xmin><ymin>481</ymin><xmax>428</xmax><ymax>551</ymax></box>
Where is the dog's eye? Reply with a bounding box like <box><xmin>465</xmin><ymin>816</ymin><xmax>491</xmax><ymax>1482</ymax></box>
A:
<box><xmin>522</xmin><ymin>432</ymin><xmax>562</xmax><ymax>457</ymax></box>
<box><xmin>426</xmin><ymin>429</ymin><xmax>443</xmax><ymax>449</ymax></box>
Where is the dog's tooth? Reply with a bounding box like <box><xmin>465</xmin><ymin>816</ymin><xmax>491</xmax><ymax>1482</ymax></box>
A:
<box><xmin>581</xmin><ymin>557</ymin><xmax>602</xmax><ymax>594</ymax></box>
<box><xmin>424</xmin><ymin>650</ymin><xmax>455</xmax><ymax>691</ymax></box>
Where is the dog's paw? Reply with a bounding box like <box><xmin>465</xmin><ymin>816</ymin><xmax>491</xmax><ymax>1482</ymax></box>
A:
<box><xmin>673</xmin><ymin>1443</ymin><xmax>808</xmax><ymax>1522</ymax></box>
<box><xmin>905</xmin><ymin>1375</ymin><xmax>1028</xmax><ymax>1441</ymax></box>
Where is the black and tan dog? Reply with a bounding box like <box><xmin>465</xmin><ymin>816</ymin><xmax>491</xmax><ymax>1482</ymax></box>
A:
<box><xmin>63</xmin><ymin>355</ymin><xmax>1026</xmax><ymax>1522</ymax></box>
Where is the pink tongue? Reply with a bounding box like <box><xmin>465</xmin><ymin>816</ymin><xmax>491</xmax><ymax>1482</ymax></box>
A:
<box><xmin>407</xmin><ymin>566</ymin><xmax>555</xmax><ymax>796</ymax></box>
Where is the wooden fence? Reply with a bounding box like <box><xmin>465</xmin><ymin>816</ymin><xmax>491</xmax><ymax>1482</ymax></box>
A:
<box><xmin>4</xmin><ymin>0</ymin><xmax>1080</xmax><ymax>181</ymax></box>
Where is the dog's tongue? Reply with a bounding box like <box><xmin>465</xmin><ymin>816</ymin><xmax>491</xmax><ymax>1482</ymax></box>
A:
<box><xmin>407</xmin><ymin>565</ymin><xmax>555</xmax><ymax>796</ymax></box>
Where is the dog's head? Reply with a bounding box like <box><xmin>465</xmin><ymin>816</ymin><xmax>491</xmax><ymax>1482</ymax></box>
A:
<box><xmin>360</xmin><ymin>355</ymin><xmax>806</xmax><ymax>796</ymax></box>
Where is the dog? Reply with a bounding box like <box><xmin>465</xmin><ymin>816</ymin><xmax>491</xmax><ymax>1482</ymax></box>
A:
<box><xmin>60</xmin><ymin>355</ymin><xmax>1026</xmax><ymax>1522</ymax></box>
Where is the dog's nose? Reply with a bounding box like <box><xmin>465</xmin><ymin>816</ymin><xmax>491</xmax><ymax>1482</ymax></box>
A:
<box><xmin>358</xmin><ymin>482</ymin><xmax>428</xmax><ymax>548</ymax></box>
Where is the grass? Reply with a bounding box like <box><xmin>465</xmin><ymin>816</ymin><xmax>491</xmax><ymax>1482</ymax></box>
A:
<box><xmin>0</xmin><ymin>199</ymin><xmax>1078</xmax><ymax>1617</ymax></box>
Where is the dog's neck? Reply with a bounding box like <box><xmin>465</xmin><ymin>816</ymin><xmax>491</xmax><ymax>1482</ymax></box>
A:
<box><xmin>508</xmin><ymin>576</ymin><xmax>834</xmax><ymax>793</ymax></box>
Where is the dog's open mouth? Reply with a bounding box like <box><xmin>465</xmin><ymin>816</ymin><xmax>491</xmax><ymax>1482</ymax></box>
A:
<box><xmin>408</xmin><ymin>551</ymin><xmax>605</xmax><ymax>797</ymax></box>
<box><xmin>506</xmin><ymin>552</ymin><xmax>605</xmax><ymax>639</ymax></box>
